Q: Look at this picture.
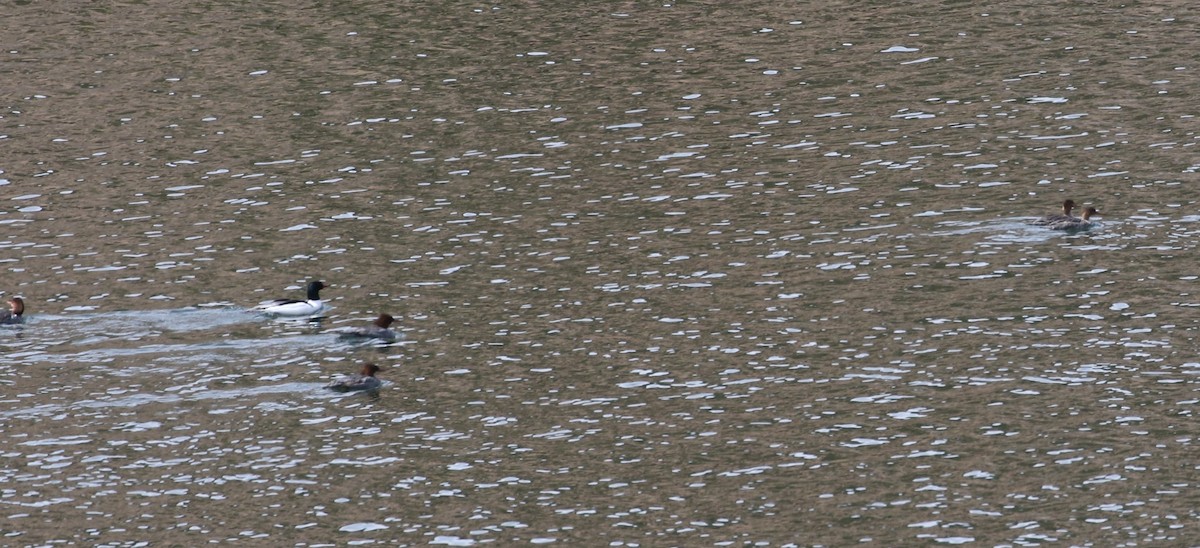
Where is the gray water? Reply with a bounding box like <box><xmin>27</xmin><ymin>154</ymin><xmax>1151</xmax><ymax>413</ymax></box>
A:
<box><xmin>2</xmin><ymin>1</ymin><xmax>1199</xmax><ymax>546</ymax></box>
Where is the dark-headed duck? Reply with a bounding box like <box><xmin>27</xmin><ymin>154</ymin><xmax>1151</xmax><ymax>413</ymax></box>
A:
<box><xmin>254</xmin><ymin>281</ymin><xmax>327</xmax><ymax>317</ymax></box>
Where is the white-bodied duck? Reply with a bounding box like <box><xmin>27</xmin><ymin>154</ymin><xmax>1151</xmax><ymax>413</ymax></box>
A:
<box><xmin>1031</xmin><ymin>199</ymin><xmax>1076</xmax><ymax>225</ymax></box>
<box><xmin>327</xmin><ymin>363</ymin><xmax>383</xmax><ymax>392</ymax></box>
<box><xmin>0</xmin><ymin>296</ymin><xmax>24</xmax><ymax>325</ymax></box>
<box><xmin>1048</xmin><ymin>207</ymin><xmax>1100</xmax><ymax>231</ymax></box>
<box><xmin>334</xmin><ymin>313</ymin><xmax>398</xmax><ymax>341</ymax></box>
<box><xmin>254</xmin><ymin>281</ymin><xmax>328</xmax><ymax>317</ymax></box>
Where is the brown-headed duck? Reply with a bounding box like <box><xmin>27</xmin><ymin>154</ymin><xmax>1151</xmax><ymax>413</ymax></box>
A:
<box><xmin>1032</xmin><ymin>199</ymin><xmax>1076</xmax><ymax>225</ymax></box>
<box><xmin>1048</xmin><ymin>207</ymin><xmax>1100</xmax><ymax>231</ymax></box>
<box><xmin>336</xmin><ymin>313</ymin><xmax>398</xmax><ymax>341</ymax></box>
<box><xmin>327</xmin><ymin>363</ymin><xmax>383</xmax><ymax>392</ymax></box>
<box><xmin>0</xmin><ymin>297</ymin><xmax>24</xmax><ymax>325</ymax></box>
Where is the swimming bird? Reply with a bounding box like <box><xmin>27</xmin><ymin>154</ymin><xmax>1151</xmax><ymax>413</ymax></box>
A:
<box><xmin>1031</xmin><ymin>199</ymin><xmax>1076</xmax><ymax>225</ymax></box>
<box><xmin>0</xmin><ymin>296</ymin><xmax>24</xmax><ymax>325</ymax></box>
<box><xmin>327</xmin><ymin>363</ymin><xmax>383</xmax><ymax>392</ymax></box>
<box><xmin>1048</xmin><ymin>207</ymin><xmax>1100</xmax><ymax>231</ymax></box>
<box><xmin>334</xmin><ymin>313</ymin><xmax>398</xmax><ymax>341</ymax></box>
<box><xmin>254</xmin><ymin>281</ymin><xmax>327</xmax><ymax>317</ymax></box>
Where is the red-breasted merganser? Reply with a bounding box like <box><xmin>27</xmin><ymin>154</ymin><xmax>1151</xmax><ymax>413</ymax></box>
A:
<box><xmin>334</xmin><ymin>313</ymin><xmax>398</xmax><ymax>341</ymax></box>
<box><xmin>327</xmin><ymin>363</ymin><xmax>383</xmax><ymax>392</ymax></box>
<box><xmin>1032</xmin><ymin>199</ymin><xmax>1076</xmax><ymax>225</ymax></box>
<box><xmin>1048</xmin><ymin>207</ymin><xmax>1100</xmax><ymax>231</ymax></box>
<box><xmin>0</xmin><ymin>297</ymin><xmax>24</xmax><ymax>325</ymax></box>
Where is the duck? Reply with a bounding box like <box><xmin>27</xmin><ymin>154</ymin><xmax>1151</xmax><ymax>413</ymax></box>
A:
<box><xmin>1048</xmin><ymin>207</ymin><xmax>1100</xmax><ymax>231</ymax></box>
<box><xmin>326</xmin><ymin>363</ymin><xmax>383</xmax><ymax>392</ymax></box>
<box><xmin>1031</xmin><ymin>199</ymin><xmax>1076</xmax><ymax>225</ymax></box>
<box><xmin>333</xmin><ymin>313</ymin><xmax>398</xmax><ymax>341</ymax></box>
<box><xmin>254</xmin><ymin>281</ymin><xmax>327</xmax><ymax>317</ymax></box>
<box><xmin>0</xmin><ymin>296</ymin><xmax>24</xmax><ymax>325</ymax></box>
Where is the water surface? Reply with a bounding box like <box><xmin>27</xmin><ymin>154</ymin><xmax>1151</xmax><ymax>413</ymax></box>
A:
<box><xmin>2</xmin><ymin>1</ymin><xmax>1199</xmax><ymax>545</ymax></box>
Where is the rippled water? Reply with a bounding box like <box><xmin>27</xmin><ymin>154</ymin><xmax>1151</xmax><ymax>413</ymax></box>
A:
<box><xmin>3</xmin><ymin>1</ymin><xmax>1200</xmax><ymax>546</ymax></box>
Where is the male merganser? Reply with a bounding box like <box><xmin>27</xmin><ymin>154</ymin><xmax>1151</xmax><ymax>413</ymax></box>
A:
<box><xmin>254</xmin><ymin>281</ymin><xmax>327</xmax><ymax>317</ymax></box>
<box><xmin>1048</xmin><ymin>207</ymin><xmax>1100</xmax><ymax>231</ymax></box>
<box><xmin>1031</xmin><ymin>199</ymin><xmax>1076</xmax><ymax>225</ymax></box>
<box><xmin>0</xmin><ymin>297</ymin><xmax>24</xmax><ymax>325</ymax></box>
<box><xmin>327</xmin><ymin>363</ymin><xmax>383</xmax><ymax>392</ymax></box>
<box><xmin>334</xmin><ymin>313</ymin><xmax>398</xmax><ymax>341</ymax></box>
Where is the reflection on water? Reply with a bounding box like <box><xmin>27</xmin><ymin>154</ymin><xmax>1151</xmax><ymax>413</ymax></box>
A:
<box><xmin>3</xmin><ymin>0</ymin><xmax>1200</xmax><ymax>545</ymax></box>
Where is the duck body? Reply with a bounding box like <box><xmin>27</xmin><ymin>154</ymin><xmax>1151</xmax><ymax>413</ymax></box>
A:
<box><xmin>257</xmin><ymin>299</ymin><xmax>326</xmax><ymax>317</ymax></box>
<box><xmin>327</xmin><ymin>363</ymin><xmax>383</xmax><ymax>392</ymax></box>
<box><xmin>1031</xmin><ymin>199</ymin><xmax>1076</xmax><ymax>225</ymax></box>
<box><xmin>0</xmin><ymin>297</ymin><xmax>25</xmax><ymax>325</ymax></box>
<box><xmin>1048</xmin><ymin>207</ymin><xmax>1100</xmax><ymax>231</ymax></box>
<box><xmin>255</xmin><ymin>281</ymin><xmax>327</xmax><ymax>317</ymax></box>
